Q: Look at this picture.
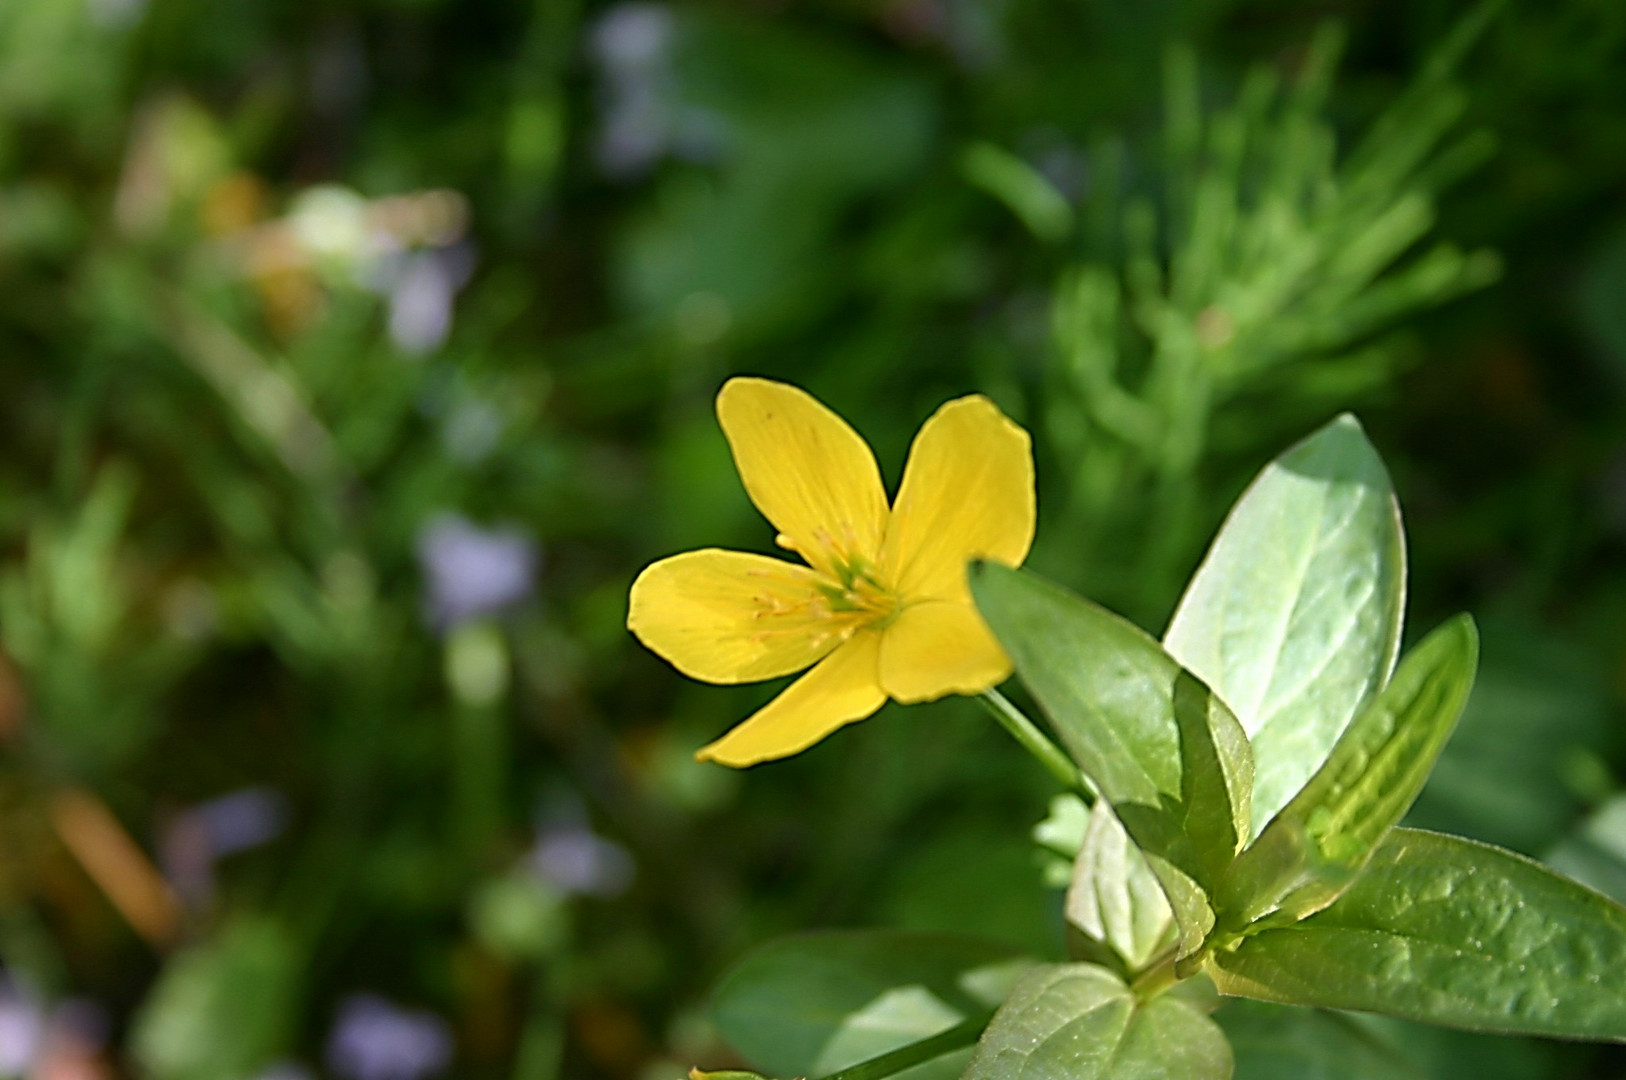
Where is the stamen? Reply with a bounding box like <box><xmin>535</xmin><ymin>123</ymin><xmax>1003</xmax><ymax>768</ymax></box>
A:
<box><xmin>747</xmin><ymin>555</ymin><xmax>900</xmax><ymax>643</ymax></box>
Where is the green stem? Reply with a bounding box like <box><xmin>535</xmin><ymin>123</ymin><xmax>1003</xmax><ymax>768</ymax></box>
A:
<box><xmin>815</xmin><ymin>1013</ymin><xmax>992</xmax><ymax>1080</ymax></box>
<box><xmin>978</xmin><ymin>688</ymin><xmax>1087</xmax><ymax>795</ymax></box>
<box><xmin>1128</xmin><ymin>951</ymin><xmax>1180</xmax><ymax>1001</ymax></box>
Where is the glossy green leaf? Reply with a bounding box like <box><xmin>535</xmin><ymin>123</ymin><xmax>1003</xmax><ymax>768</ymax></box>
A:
<box><xmin>710</xmin><ymin>930</ymin><xmax>1033</xmax><ymax>1078</ymax></box>
<box><xmin>972</xmin><ymin>563</ymin><xmax>1253</xmax><ymax>957</ymax></box>
<box><xmin>1209</xmin><ymin>828</ymin><xmax>1626</xmax><ymax>1041</ymax></box>
<box><xmin>1066</xmin><ymin>800</ymin><xmax>1175</xmax><ymax>975</ymax></box>
<box><xmin>1215</xmin><ymin>616</ymin><xmax>1478</xmax><ymax>931</ymax></box>
<box><xmin>964</xmin><ymin>963</ymin><xmax>1232</xmax><ymax>1080</ymax></box>
<box><xmin>1164</xmin><ymin>413</ymin><xmax>1406</xmax><ymax>837</ymax></box>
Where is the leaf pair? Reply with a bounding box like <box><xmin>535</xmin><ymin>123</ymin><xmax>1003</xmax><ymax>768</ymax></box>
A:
<box><xmin>973</xmin><ymin>412</ymin><xmax>1626</xmax><ymax>1057</ymax></box>
<box><xmin>973</xmin><ymin>414</ymin><xmax>1419</xmax><ymax>963</ymax></box>
<box><xmin>971</xmin><ymin>563</ymin><xmax>1254</xmax><ymax>960</ymax></box>
<box><xmin>1212</xmin><ymin>615</ymin><xmax>1476</xmax><ymax>934</ymax></box>
<box><xmin>1208</xmin><ymin>828</ymin><xmax>1626</xmax><ymax>1038</ymax></box>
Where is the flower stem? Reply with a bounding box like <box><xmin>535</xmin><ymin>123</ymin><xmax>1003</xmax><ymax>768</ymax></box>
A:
<box><xmin>978</xmin><ymin>688</ymin><xmax>1086</xmax><ymax>795</ymax></box>
<box><xmin>816</xmin><ymin>1012</ymin><xmax>991</xmax><ymax>1080</ymax></box>
<box><xmin>1128</xmin><ymin>951</ymin><xmax>1180</xmax><ymax>1001</ymax></box>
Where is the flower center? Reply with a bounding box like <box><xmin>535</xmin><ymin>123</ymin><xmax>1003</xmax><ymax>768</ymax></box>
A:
<box><xmin>745</xmin><ymin>553</ymin><xmax>900</xmax><ymax>650</ymax></box>
<box><xmin>816</xmin><ymin>553</ymin><xmax>900</xmax><ymax>628</ymax></box>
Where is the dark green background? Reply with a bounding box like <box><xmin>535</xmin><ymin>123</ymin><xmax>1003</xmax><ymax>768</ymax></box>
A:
<box><xmin>1</xmin><ymin>0</ymin><xmax>1624</xmax><ymax>1076</ymax></box>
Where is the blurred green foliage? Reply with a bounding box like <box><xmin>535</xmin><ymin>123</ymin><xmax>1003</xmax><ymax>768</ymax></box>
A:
<box><xmin>0</xmin><ymin>0</ymin><xmax>1625</xmax><ymax>1076</ymax></box>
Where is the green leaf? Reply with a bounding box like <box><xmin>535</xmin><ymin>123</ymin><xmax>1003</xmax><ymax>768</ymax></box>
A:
<box><xmin>1218</xmin><ymin>1001</ymin><xmax>1428</xmax><ymax>1080</ymax></box>
<box><xmin>1547</xmin><ymin>793</ymin><xmax>1626</xmax><ymax>906</ymax></box>
<box><xmin>1066</xmin><ymin>800</ymin><xmax>1175</xmax><ymax>975</ymax></box>
<box><xmin>1035</xmin><ymin>793</ymin><xmax>1093</xmax><ymax>887</ymax></box>
<box><xmin>1209</xmin><ymin>828</ymin><xmax>1626</xmax><ymax>1041</ymax></box>
<box><xmin>1410</xmin><ymin>615</ymin><xmax>1615</xmax><ymax>855</ymax></box>
<box><xmin>1215</xmin><ymin>616</ymin><xmax>1478</xmax><ymax>932</ymax></box>
<box><xmin>964</xmin><ymin>963</ymin><xmax>1232</xmax><ymax>1080</ymax></box>
<box><xmin>961</xmin><ymin>141</ymin><xmax>1074</xmax><ymax>241</ymax></box>
<box><xmin>1164</xmin><ymin>413</ymin><xmax>1406</xmax><ymax>838</ymax></box>
<box><xmin>130</xmin><ymin>917</ymin><xmax>299</xmax><ymax>1080</ymax></box>
<box><xmin>971</xmin><ymin>563</ymin><xmax>1253</xmax><ymax>957</ymax></box>
<box><xmin>710</xmin><ymin>930</ymin><xmax>1033</xmax><ymax>1078</ymax></box>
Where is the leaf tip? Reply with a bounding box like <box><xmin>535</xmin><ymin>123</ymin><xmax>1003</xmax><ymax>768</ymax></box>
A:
<box><xmin>1446</xmin><ymin>611</ymin><xmax>1480</xmax><ymax>661</ymax></box>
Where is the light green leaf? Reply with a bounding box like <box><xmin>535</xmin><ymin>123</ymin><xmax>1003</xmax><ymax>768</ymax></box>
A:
<box><xmin>972</xmin><ymin>563</ymin><xmax>1253</xmax><ymax>957</ymax></box>
<box><xmin>1209</xmin><ymin>828</ymin><xmax>1626</xmax><ymax>1041</ymax></box>
<box><xmin>961</xmin><ymin>141</ymin><xmax>1074</xmax><ymax>242</ymax></box>
<box><xmin>1215</xmin><ymin>616</ymin><xmax>1478</xmax><ymax>932</ymax></box>
<box><xmin>1547</xmin><ymin>793</ymin><xmax>1626</xmax><ymax>906</ymax></box>
<box><xmin>130</xmin><ymin>917</ymin><xmax>298</xmax><ymax>1080</ymax></box>
<box><xmin>1165</xmin><ymin>413</ymin><xmax>1406</xmax><ymax>837</ymax></box>
<box><xmin>710</xmin><ymin>930</ymin><xmax>1032</xmax><ymax>1078</ymax></box>
<box><xmin>1035</xmin><ymin>793</ymin><xmax>1092</xmax><ymax>887</ymax></box>
<box><xmin>964</xmin><ymin>963</ymin><xmax>1232</xmax><ymax>1080</ymax></box>
<box><xmin>1066</xmin><ymin>800</ymin><xmax>1175</xmax><ymax>975</ymax></box>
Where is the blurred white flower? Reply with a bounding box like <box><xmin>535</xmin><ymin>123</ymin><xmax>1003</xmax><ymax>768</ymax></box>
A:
<box><xmin>288</xmin><ymin>186</ymin><xmax>376</xmax><ymax>264</ymax></box>
<box><xmin>325</xmin><ymin>996</ymin><xmax>452</xmax><ymax>1080</ymax></box>
<box><xmin>416</xmin><ymin>514</ymin><xmax>539</xmax><ymax>630</ymax></box>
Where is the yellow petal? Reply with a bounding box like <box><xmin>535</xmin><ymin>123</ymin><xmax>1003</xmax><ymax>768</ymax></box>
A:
<box><xmin>716</xmin><ymin>377</ymin><xmax>889</xmax><ymax>578</ymax></box>
<box><xmin>628</xmin><ymin>548</ymin><xmax>841</xmax><ymax>684</ymax></box>
<box><xmin>878</xmin><ymin>599</ymin><xmax>1011</xmax><ymax>703</ymax></box>
<box><xmin>881</xmin><ymin>395</ymin><xmax>1035</xmax><ymax>601</ymax></box>
<box><xmin>696</xmin><ymin>631</ymin><xmax>885</xmax><ymax>766</ymax></box>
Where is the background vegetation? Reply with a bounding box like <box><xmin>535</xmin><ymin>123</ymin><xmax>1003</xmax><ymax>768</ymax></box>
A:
<box><xmin>0</xmin><ymin>0</ymin><xmax>1624</xmax><ymax>1076</ymax></box>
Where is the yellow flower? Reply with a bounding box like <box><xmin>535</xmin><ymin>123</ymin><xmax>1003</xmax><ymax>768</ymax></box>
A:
<box><xmin>627</xmin><ymin>377</ymin><xmax>1036</xmax><ymax>767</ymax></box>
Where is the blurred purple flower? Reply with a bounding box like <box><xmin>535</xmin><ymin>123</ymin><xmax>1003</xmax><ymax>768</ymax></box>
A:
<box><xmin>45</xmin><ymin>1000</ymin><xmax>108</xmax><ymax>1053</ymax></box>
<box><xmin>592</xmin><ymin>4</ymin><xmax>679</xmax><ymax>178</ymax></box>
<box><xmin>417</xmin><ymin>514</ymin><xmax>539</xmax><ymax>630</ymax></box>
<box><xmin>0</xmin><ymin>977</ymin><xmax>43</xmax><ymax>1077</ymax></box>
<box><xmin>386</xmin><ymin>245</ymin><xmax>476</xmax><ymax>356</ymax></box>
<box><xmin>325</xmin><ymin>996</ymin><xmax>452</xmax><ymax>1080</ymax></box>
<box><xmin>161</xmin><ymin>787</ymin><xmax>289</xmax><ymax>910</ymax></box>
<box><xmin>529</xmin><ymin>825</ymin><xmax>634</xmax><ymax>898</ymax></box>
<box><xmin>198</xmin><ymin>787</ymin><xmax>289</xmax><ymax>854</ymax></box>
<box><xmin>594</xmin><ymin>2</ymin><xmax>671</xmax><ymax>69</ymax></box>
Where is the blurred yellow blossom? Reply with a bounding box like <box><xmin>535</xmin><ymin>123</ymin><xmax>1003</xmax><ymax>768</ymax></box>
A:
<box><xmin>628</xmin><ymin>377</ymin><xmax>1035</xmax><ymax>767</ymax></box>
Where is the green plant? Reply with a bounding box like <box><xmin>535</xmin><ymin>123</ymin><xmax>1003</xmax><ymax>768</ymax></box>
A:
<box><xmin>700</xmin><ymin>414</ymin><xmax>1626</xmax><ymax>1079</ymax></box>
<box><xmin>1029</xmin><ymin>14</ymin><xmax>1501</xmax><ymax>612</ymax></box>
